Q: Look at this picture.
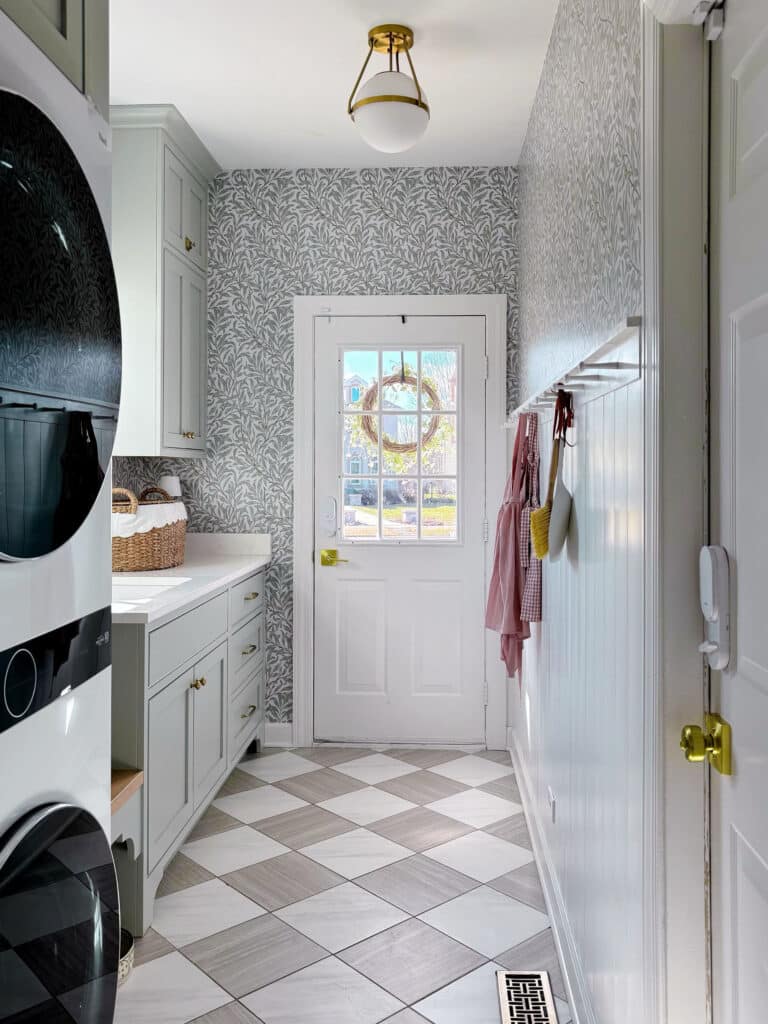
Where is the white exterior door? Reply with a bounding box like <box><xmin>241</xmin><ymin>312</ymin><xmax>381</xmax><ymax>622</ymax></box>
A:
<box><xmin>710</xmin><ymin>3</ymin><xmax>768</xmax><ymax>1020</ymax></box>
<box><xmin>313</xmin><ymin>314</ymin><xmax>488</xmax><ymax>744</ymax></box>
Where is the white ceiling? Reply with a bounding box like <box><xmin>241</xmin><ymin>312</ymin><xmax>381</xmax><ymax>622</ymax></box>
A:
<box><xmin>110</xmin><ymin>0</ymin><xmax>558</xmax><ymax>170</ymax></box>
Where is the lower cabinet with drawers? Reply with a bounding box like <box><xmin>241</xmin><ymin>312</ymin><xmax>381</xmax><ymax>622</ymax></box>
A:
<box><xmin>111</xmin><ymin>567</ymin><xmax>266</xmax><ymax>935</ymax></box>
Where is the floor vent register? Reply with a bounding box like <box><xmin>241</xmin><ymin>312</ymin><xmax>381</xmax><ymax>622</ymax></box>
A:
<box><xmin>496</xmin><ymin>971</ymin><xmax>560</xmax><ymax>1024</ymax></box>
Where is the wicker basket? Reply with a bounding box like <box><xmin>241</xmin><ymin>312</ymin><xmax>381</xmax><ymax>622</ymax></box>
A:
<box><xmin>112</xmin><ymin>487</ymin><xmax>186</xmax><ymax>572</ymax></box>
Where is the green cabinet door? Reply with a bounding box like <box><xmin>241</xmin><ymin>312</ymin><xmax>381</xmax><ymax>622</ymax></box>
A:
<box><xmin>0</xmin><ymin>0</ymin><xmax>84</xmax><ymax>90</ymax></box>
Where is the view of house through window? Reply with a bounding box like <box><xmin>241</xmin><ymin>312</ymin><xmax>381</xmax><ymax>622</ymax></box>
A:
<box><xmin>341</xmin><ymin>348</ymin><xmax>459</xmax><ymax>541</ymax></box>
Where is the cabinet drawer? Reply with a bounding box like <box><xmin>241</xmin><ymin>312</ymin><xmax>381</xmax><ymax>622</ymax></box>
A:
<box><xmin>229</xmin><ymin>665</ymin><xmax>263</xmax><ymax>766</ymax></box>
<box><xmin>229</xmin><ymin>612</ymin><xmax>264</xmax><ymax>685</ymax></box>
<box><xmin>149</xmin><ymin>592</ymin><xmax>227</xmax><ymax>686</ymax></box>
<box><xmin>229</xmin><ymin>571</ymin><xmax>264</xmax><ymax>628</ymax></box>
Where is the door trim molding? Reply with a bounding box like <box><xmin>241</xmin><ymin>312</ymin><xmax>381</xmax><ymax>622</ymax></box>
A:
<box><xmin>293</xmin><ymin>294</ymin><xmax>508</xmax><ymax>749</ymax></box>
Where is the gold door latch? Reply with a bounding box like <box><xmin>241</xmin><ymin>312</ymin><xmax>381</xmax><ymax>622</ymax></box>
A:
<box><xmin>319</xmin><ymin>548</ymin><xmax>350</xmax><ymax>566</ymax></box>
<box><xmin>680</xmin><ymin>712</ymin><xmax>732</xmax><ymax>775</ymax></box>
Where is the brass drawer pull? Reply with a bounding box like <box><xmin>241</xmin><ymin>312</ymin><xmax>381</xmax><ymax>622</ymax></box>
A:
<box><xmin>182</xmin><ymin>431</ymin><xmax>197</xmax><ymax>439</ymax></box>
<box><xmin>244</xmin><ymin>592</ymin><xmax>259</xmax><ymax>601</ymax></box>
<box><xmin>191</xmin><ymin>677</ymin><xmax>206</xmax><ymax>690</ymax></box>
<box><xmin>241</xmin><ymin>644</ymin><xmax>257</xmax><ymax>656</ymax></box>
<box><xmin>240</xmin><ymin>704</ymin><xmax>257</xmax><ymax>719</ymax></box>
<box><xmin>184</xmin><ymin>236</ymin><xmax>197</xmax><ymax>252</ymax></box>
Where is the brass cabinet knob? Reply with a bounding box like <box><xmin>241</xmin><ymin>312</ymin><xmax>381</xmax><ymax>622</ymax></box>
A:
<box><xmin>240</xmin><ymin>704</ymin><xmax>257</xmax><ymax>719</ymax></box>
<box><xmin>190</xmin><ymin>679</ymin><xmax>202</xmax><ymax>690</ymax></box>
<box><xmin>182</xmin><ymin>431</ymin><xmax>197</xmax><ymax>439</ymax></box>
<box><xmin>680</xmin><ymin>713</ymin><xmax>732</xmax><ymax>775</ymax></box>
<box><xmin>184</xmin><ymin>236</ymin><xmax>196</xmax><ymax>252</ymax></box>
<box><xmin>242</xmin><ymin>644</ymin><xmax>257</xmax><ymax>656</ymax></box>
<box><xmin>244</xmin><ymin>592</ymin><xmax>259</xmax><ymax>601</ymax></box>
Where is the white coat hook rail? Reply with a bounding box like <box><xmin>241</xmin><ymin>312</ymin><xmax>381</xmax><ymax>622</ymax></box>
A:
<box><xmin>505</xmin><ymin>316</ymin><xmax>641</xmax><ymax>426</ymax></box>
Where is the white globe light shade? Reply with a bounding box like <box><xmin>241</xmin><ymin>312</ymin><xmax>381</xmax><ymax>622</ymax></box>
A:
<box><xmin>352</xmin><ymin>70</ymin><xmax>429</xmax><ymax>153</ymax></box>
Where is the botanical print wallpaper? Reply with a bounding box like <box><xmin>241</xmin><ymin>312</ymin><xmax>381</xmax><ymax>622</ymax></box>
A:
<box><xmin>517</xmin><ymin>0</ymin><xmax>642</xmax><ymax>400</ymax></box>
<box><xmin>114</xmin><ymin>166</ymin><xmax>519</xmax><ymax>722</ymax></box>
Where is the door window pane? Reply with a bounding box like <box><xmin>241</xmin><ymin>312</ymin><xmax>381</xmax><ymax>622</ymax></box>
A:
<box><xmin>343</xmin><ymin>350</ymin><xmax>378</xmax><ymax>410</ymax></box>
<box><xmin>421</xmin><ymin>413</ymin><xmax>457</xmax><ymax>475</ymax></box>
<box><xmin>342</xmin><ymin>478</ymin><xmax>379</xmax><ymax>539</ymax></box>
<box><xmin>421</xmin><ymin>479</ymin><xmax>458</xmax><ymax>539</ymax></box>
<box><xmin>422</xmin><ymin>350</ymin><xmax>458</xmax><ymax>410</ymax></box>
<box><xmin>382</xmin><ymin>351</ymin><xmax>418</xmax><ymax>410</ymax></box>
<box><xmin>344</xmin><ymin>415</ymin><xmax>379</xmax><ymax>475</ymax></box>
<box><xmin>382</xmin><ymin>479</ymin><xmax>418</xmax><ymax>539</ymax></box>
<box><xmin>381</xmin><ymin>414</ymin><xmax>418</xmax><ymax>475</ymax></box>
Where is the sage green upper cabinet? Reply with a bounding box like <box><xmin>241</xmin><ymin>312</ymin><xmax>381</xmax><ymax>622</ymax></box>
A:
<box><xmin>111</xmin><ymin>106</ymin><xmax>221</xmax><ymax>458</ymax></box>
<box><xmin>0</xmin><ymin>0</ymin><xmax>109</xmax><ymax>121</ymax></box>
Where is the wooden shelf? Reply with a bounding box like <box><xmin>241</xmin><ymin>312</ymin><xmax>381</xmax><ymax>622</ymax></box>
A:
<box><xmin>111</xmin><ymin>768</ymin><xmax>144</xmax><ymax>815</ymax></box>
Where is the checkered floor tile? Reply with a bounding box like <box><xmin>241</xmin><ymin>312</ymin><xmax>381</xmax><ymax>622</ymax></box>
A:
<box><xmin>118</xmin><ymin>748</ymin><xmax>572</xmax><ymax>1024</ymax></box>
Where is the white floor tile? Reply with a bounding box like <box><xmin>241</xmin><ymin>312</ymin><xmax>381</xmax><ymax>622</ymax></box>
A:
<box><xmin>242</xmin><ymin>956</ymin><xmax>404</xmax><ymax>1024</ymax></box>
<box><xmin>423</xmin><ymin>830</ymin><xmax>533</xmax><ymax>882</ymax></box>
<box><xmin>152</xmin><ymin>878</ymin><xmax>265</xmax><ymax>947</ymax></box>
<box><xmin>275</xmin><ymin>881</ymin><xmax>408</xmax><ymax>952</ymax></box>
<box><xmin>419</xmin><ymin>886</ymin><xmax>549</xmax><ymax>957</ymax></box>
<box><xmin>182</xmin><ymin>825</ymin><xmax>289</xmax><ymax>874</ymax></box>
<box><xmin>427</xmin><ymin>755</ymin><xmax>513</xmax><ymax>787</ymax></box>
<box><xmin>213</xmin><ymin>785</ymin><xmax>308</xmax><ymax>823</ymax></box>
<box><xmin>425</xmin><ymin>789</ymin><xmax>522</xmax><ymax>828</ymax></box>
<box><xmin>318</xmin><ymin>787</ymin><xmax>417</xmax><ymax>825</ymax></box>
<box><xmin>238</xmin><ymin>752</ymin><xmax>319</xmax><ymax>783</ymax></box>
<box><xmin>300</xmin><ymin>827</ymin><xmax>412</xmax><ymax>879</ymax></box>
<box><xmin>333</xmin><ymin>754</ymin><xmax>420</xmax><ymax>785</ymax></box>
<box><xmin>114</xmin><ymin>951</ymin><xmax>230</xmax><ymax>1024</ymax></box>
<box><xmin>413</xmin><ymin>961</ymin><xmax>505</xmax><ymax>1024</ymax></box>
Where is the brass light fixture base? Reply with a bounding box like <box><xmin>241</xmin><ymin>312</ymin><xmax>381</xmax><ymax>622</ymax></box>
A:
<box><xmin>368</xmin><ymin>24</ymin><xmax>414</xmax><ymax>53</ymax></box>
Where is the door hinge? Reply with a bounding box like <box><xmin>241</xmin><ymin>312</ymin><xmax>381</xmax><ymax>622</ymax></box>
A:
<box><xmin>484</xmin><ymin>355</ymin><xmax>490</xmax><ymax>381</ymax></box>
<box><xmin>482</xmin><ymin>518</ymin><xmax>490</xmax><ymax>543</ymax></box>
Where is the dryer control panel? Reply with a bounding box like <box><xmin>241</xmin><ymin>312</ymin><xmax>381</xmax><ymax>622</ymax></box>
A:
<box><xmin>0</xmin><ymin>606</ymin><xmax>111</xmax><ymax>736</ymax></box>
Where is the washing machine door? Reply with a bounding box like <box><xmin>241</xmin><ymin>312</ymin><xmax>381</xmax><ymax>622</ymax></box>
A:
<box><xmin>0</xmin><ymin>803</ymin><xmax>118</xmax><ymax>1023</ymax></box>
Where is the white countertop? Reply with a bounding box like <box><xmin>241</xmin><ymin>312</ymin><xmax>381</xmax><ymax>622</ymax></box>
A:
<box><xmin>112</xmin><ymin>533</ymin><xmax>270</xmax><ymax>628</ymax></box>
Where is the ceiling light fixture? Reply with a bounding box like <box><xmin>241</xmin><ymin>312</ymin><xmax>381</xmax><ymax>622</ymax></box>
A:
<box><xmin>347</xmin><ymin>24</ymin><xmax>429</xmax><ymax>154</ymax></box>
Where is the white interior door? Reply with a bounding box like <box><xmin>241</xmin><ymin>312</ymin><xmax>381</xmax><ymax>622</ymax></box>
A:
<box><xmin>710</xmin><ymin>3</ymin><xmax>768</xmax><ymax>1020</ymax></box>
<box><xmin>313</xmin><ymin>314</ymin><xmax>487</xmax><ymax>744</ymax></box>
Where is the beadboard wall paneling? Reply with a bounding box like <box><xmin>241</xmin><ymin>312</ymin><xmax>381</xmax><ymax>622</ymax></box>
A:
<box><xmin>113</xmin><ymin>166</ymin><xmax>519</xmax><ymax>722</ymax></box>
<box><xmin>517</xmin><ymin>0</ymin><xmax>643</xmax><ymax>400</ymax></box>
<box><xmin>514</xmin><ymin>379</ymin><xmax>645</xmax><ymax>1024</ymax></box>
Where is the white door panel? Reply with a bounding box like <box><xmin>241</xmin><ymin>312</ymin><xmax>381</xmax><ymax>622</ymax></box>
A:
<box><xmin>711</xmin><ymin>4</ymin><xmax>768</xmax><ymax>1021</ymax></box>
<box><xmin>313</xmin><ymin>315</ymin><xmax>487</xmax><ymax>744</ymax></box>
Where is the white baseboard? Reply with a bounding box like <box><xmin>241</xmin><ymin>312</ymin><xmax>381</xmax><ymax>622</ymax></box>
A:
<box><xmin>510</xmin><ymin>735</ymin><xmax>595</xmax><ymax>1024</ymax></box>
<box><xmin>265</xmin><ymin>722</ymin><xmax>293</xmax><ymax>747</ymax></box>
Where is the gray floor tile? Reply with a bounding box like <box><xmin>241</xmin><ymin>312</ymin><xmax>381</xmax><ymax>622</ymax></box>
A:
<box><xmin>255</xmin><ymin>804</ymin><xmax>357</xmax><ymax>849</ymax></box>
<box><xmin>188</xmin><ymin>805</ymin><xmax>242</xmax><ymax>842</ymax></box>
<box><xmin>478</xmin><ymin>774</ymin><xmax>522</xmax><ymax>802</ymax></box>
<box><xmin>273</xmin><ymin>768</ymin><xmax>367</xmax><ymax>803</ymax></box>
<box><xmin>216</xmin><ymin>770</ymin><xmax>268</xmax><ymax>798</ymax></box>
<box><xmin>183</xmin><ymin>915</ymin><xmax>327</xmax><ymax>998</ymax></box>
<box><xmin>222</xmin><ymin>852</ymin><xmax>344</xmax><ymax>911</ymax></box>
<box><xmin>157</xmin><ymin>853</ymin><xmax>215</xmax><ymax>898</ymax></box>
<box><xmin>190</xmin><ymin>1002</ymin><xmax>263</xmax><ymax>1023</ymax></box>
<box><xmin>383</xmin><ymin>749</ymin><xmax>468</xmax><ymax>769</ymax></box>
<box><xmin>484</xmin><ymin>813</ymin><xmax>533</xmax><ymax>849</ymax></box>
<box><xmin>475</xmin><ymin>749</ymin><xmax>513</xmax><ymax>764</ymax></box>
<box><xmin>375</xmin><ymin>770</ymin><xmax>470</xmax><ymax>805</ymax></box>
<box><xmin>132</xmin><ymin>928</ymin><xmax>174</xmax><ymax>967</ymax></box>
<box><xmin>291</xmin><ymin>747</ymin><xmax>371</xmax><ymax>767</ymax></box>
<box><xmin>487</xmin><ymin>861</ymin><xmax>546</xmax><ymax>912</ymax></box>
<box><xmin>339</xmin><ymin>918</ymin><xmax>484</xmax><ymax>1004</ymax></box>
<box><xmin>367</xmin><ymin>807</ymin><xmax>473</xmax><ymax>853</ymax></box>
<box><xmin>496</xmin><ymin>927</ymin><xmax>566</xmax><ymax>1000</ymax></box>
<box><xmin>356</xmin><ymin>853</ymin><xmax>478</xmax><ymax>915</ymax></box>
<box><xmin>382</xmin><ymin>1011</ymin><xmax>431</xmax><ymax>1024</ymax></box>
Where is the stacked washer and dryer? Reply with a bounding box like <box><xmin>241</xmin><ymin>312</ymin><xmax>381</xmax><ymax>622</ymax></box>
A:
<box><xmin>0</xmin><ymin>13</ymin><xmax>122</xmax><ymax>1024</ymax></box>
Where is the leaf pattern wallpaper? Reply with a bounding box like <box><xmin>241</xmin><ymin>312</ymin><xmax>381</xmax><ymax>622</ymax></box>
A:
<box><xmin>114</xmin><ymin>166</ymin><xmax>519</xmax><ymax>722</ymax></box>
<box><xmin>517</xmin><ymin>0</ymin><xmax>642</xmax><ymax>400</ymax></box>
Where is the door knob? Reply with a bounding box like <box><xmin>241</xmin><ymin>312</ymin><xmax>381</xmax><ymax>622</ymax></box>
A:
<box><xmin>320</xmin><ymin>548</ymin><xmax>350</xmax><ymax>566</ymax></box>
<box><xmin>680</xmin><ymin>713</ymin><xmax>732</xmax><ymax>775</ymax></box>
